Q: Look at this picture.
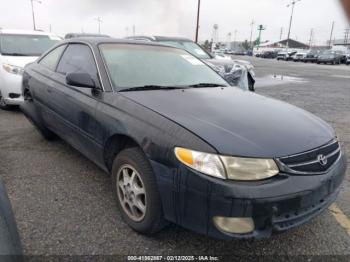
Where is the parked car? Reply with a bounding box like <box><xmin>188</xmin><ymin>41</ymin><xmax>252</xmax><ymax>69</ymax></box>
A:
<box><xmin>302</xmin><ymin>50</ymin><xmax>320</xmax><ymax>63</ymax></box>
<box><xmin>260</xmin><ymin>51</ymin><xmax>278</xmax><ymax>59</ymax></box>
<box><xmin>0</xmin><ymin>29</ymin><xmax>61</xmax><ymax>109</ymax></box>
<box><xmin>126</xmin><ymin>36</ymin><xmax>255</xmax><ymax>91</ymax></box>
<box><xmin>0</xmin><ymin>177</ymin><xmax>23</xmax><ymax>259</ymax></box>
<box><xmin>317</xmin><ymin>50</ymin><xmax>342</xmax><ymax>65</ymax></box>
<box><xmin>277</xmin><ymin>51</ymin><xmax>297</xmax><ymax>61</ymax></box>
<box><xmin>293</xmin><ymin>52</ymin><xmax>307</xmax><ymax>62</ymax></box>
<box><xmin>21</xmin><ymin>38</ymin><xmax>346</xmax><ymax>240</ymax></box>
<box><xmin>65</xmin><ymin>33</ymin><xmax>111</xmax><ymax>39</ymax></box>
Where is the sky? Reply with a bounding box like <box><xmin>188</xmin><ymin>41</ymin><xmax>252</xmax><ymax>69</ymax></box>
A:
<box><xmin>0</xmin><ymin>0</ymin><xmax>349</xmax><ymax>45</ymax></box>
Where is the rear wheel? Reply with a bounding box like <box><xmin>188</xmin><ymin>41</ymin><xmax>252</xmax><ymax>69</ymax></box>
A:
<box><xmin>112</xmin><ymin>147</ymin><xmax>167</xmax><ymax>234</ymax></box>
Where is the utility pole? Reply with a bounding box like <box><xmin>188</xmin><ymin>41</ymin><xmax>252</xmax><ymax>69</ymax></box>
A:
<box><xmin>195</xmin><ymin>0</ymin><xmax>201</xmax><ymax>42</ymax></box>
<box><xmin>344</xmin><ymin>28</ymin><xmax>350</xmax><ymax>45</ymax></box>
<box><xmin>234</xmin><ymin>29</ymin><xmax>238</xmax><ymax>49</ymax></box>
<box><xmin>249</xmin><ymin>20</ymin><xmax>255</xmax><ymax>48</ymax></box>
<box><xmin>30</xmin><ymin>0</ymin><xmax>42</xmax><ymax>31</ymax></box>
<box><xmin>286</xmin><ymin>0</ymin><xmax>301</xmax><ymax>50</ymax></box>
<box><xmin>257</xmin><ymin>25</ymin><xmax>265</xmax><ymax>49</ymax></box>
<box><xmin>280</xmin><ymin>27</ymin><xmax>284</xmax><ymax>40</ymax></box>
<box><xmin>308</xmin><ymin>28</ymin><xmax>313</xmax><ymax>47</ymax></box>
<box><xmin>328</xmin><ymin>21</ymin><xmax>335</xmax><ymax>48</ymax></box>
<box><xmin>95</xmin><ymin>17</ymin><xmax>103</xmax><ymax>34</ymax></box>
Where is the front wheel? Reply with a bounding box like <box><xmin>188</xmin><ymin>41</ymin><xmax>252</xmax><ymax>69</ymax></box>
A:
<box><xmin>112</xmin><ymin>147</ymin><xmax>167</xmax><ymax>234</ymax></box>
<box><xmin>0</xmin><ymin>91</ymin><xmax>10</xmax><ymax>110</ymax></box>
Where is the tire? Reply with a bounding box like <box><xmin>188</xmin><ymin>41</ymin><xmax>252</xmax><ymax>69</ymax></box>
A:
<box><xmin>111</xmin><ymin>147</ymin><xmax>167</xmax><ymax>234</ymax></box>
<box><xmin>0</xmin><ymin>178</ymin><xmax>23</xmax><ymax>257</ymax></box>
<box><xmin>248</xmin><ymin>75</ymin><xmax>255</xmax><ymax>92</ymax></box>
<box><xmin>0</xmin><ymin>91</ymin><xmax>10</xmax><ymax>110</ymax></box>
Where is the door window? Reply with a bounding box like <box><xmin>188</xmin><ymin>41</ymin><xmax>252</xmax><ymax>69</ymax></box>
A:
<box><xmin>56</xmin><ymin>44</ymin><xmax>98</xmax><ymax>81</ymax></box>
<box><xmin>39</xmin><ymin>45</ymin><xmax>67</xmax><ymax>71</ymax></box>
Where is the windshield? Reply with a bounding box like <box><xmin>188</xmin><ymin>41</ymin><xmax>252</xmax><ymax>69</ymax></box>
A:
<box><xmin>159</xmin><ymin>41</ymin><xmax>211</xmax><ymax>60</ymax></box>
<box><xmin>322</xmin><ymin>50</ymin><xmax>336</xmax><ymax>55</ymax></box>
<box><xmin>0</xmin><ymin>34</ymin><xmax>59</xmax><ymax>56</ymax></box>
<box><xmin>99</xmin><ymin>44</ymin><xmax>228</xmax><ymax>91</ymax></box>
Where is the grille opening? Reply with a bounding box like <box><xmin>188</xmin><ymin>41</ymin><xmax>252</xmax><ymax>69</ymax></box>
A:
<box><xmin>9</xmin><ymin>93</ymin><xmax>20</xmax><ymax>99</ymax></box>
<box><xmin>278</xmin><ymin>140</ymin><xmax>340</xmax><ymax>174</ymax></box>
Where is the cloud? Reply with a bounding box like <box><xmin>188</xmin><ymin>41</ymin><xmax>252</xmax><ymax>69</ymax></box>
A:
<box><xmin>0</xmin><ymin>0</ymin><xmax>347</xmax><ymax>45</ymax></box>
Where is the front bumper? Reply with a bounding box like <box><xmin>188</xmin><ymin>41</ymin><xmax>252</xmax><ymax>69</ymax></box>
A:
<box><xmin>0</xmin><ymin>71</ymin><xmax>24</xmax><ymax>106</ymax></box>
<box><xmin>151</xmin><ymin>151</ymin><xmax>347</xmax><ymax>240</ymax></box>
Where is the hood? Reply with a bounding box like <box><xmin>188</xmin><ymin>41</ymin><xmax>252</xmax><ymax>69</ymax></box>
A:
<box><xmin>1</xmin><ymin>55</ymin><xmax>38</xmax><ymax>68</ymax></box>
<box><xmin>122</xmin><ymin>88</ymin><xmax>335</xmax><ymax>158</ymax></box>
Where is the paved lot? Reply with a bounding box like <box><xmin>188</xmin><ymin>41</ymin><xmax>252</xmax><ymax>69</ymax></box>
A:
<box><xmin>0</xmin><ymin>58</ymin><xmax>349</xmax><ymax>257</ymax></box>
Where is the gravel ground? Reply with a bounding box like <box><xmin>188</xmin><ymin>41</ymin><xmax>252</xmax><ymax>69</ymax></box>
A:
<box><xmin>0</xmin><ymin>58</ymin><xmax>349</xmax><ymax>258</ymax></box>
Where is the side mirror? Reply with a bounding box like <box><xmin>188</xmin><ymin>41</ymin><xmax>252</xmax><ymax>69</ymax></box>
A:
<box><xmin>66</xmin><ymin>72</ymin><xmax>95</xmax><ymax>88</ymax></box>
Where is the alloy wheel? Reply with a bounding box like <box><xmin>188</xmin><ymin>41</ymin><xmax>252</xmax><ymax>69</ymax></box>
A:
<box><xmin>116</xmin><ymin>164</ymin><xmax>146</xmax><ymax>222</ymax></box>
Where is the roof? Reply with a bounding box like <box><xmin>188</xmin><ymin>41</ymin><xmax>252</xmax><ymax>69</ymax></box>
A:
<box><xmin>126</xmin><ymin>35</ymin><xmax>193</xmax><ymax>42</ymax></box>
<box><xmin>65</xmin><ymin>33</ymin><xmax>111</xmax><ymax>39</ymax></box>
<box><xmin>258</xmin><ymin>39</ymin><xmax>309</xmax><ymax>49</ymax></box>
<box><xmin>60</xmin><ymin>37</ymin><xmax>182</xmax><ymax>49</ymax></box>
<box><xmin>0</xmin><ymin>29</ymin><xmax>59</xmax><ymax>37</ymax></box>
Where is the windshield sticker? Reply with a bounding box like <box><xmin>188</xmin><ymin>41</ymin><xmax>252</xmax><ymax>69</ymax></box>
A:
<box><xmin>181</xmin><ymin>55</ymin><xmax>203</xmax><ymax>65</ymax></box>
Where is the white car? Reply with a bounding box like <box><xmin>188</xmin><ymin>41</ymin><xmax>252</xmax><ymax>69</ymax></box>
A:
<box><xmin>0</xmin><ymin>29</ymin><xmax>61</xmax><ymax>109</ymax></box>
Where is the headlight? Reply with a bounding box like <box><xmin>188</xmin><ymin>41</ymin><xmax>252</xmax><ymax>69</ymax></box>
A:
<box><xmin>2</xmin><ymin>64</ymin><xmax>23</xmax><ymax>75</ymax></box>
<box><xmin>174</xmin><ymin>147</ymin><xmax>279</xmax><ymax>181</ymax></box>
<box><xmin>220</xmin><ymin>156</ymin><xmax>279</xmax><ymax>180</ymax></box>
<box><xmin>174</xmin><ymin>147</ymin><xmax>226</xmax><ymax>179</ymax></box>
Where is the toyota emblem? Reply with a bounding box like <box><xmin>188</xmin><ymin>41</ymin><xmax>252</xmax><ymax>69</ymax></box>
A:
<box><xmin>317</xmin><ymin>154</ymin><xmax>328</xmax><ymax>166</ymax></box>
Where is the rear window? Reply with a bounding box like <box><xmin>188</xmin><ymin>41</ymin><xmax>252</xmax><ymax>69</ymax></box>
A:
<box><xmin>0</xmin><ymin>34</ymin><xmax>60</xmax><ymax>56</ymax></box>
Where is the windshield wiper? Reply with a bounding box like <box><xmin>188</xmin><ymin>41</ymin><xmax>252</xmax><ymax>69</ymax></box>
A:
<box><xmin>187</xmin><ymin>83</ymin><xmax>227</xmax><ymax>88</ymax></box>
<box><xmin>119</xmin><ymin>85</ymin><xmax>188</xmax><ymax>92</ymax></box>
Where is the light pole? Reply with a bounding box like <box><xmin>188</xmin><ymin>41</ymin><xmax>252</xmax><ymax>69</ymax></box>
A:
<box><xmin>95</xmin><ymin>17</ymin><xmax>103</xmax><ymax>34</ymax></box>
<box><xmin>30</xmin><ymin>0</ymin><xmax>42</xmax><ymax>31</ymax></box>
<box><xmin>233</xmin><ymin>29</ymin><xmax>238</xmax><ymax>50</ymax></box>
<box><xmin>286</xmin><ymin>0</ymin><xmax>301</xmax><ymax>50</ymax></box>
<box><xmin>249</xmin><ymin>20</ymin><xmax>255</xmax><ymax>48</ymax></box>
<box><xmin>257</xmin><ymin>25</ymin><xmax>265</xmax><ymax>49</ymax></box>
<box><xmin>195</xmin><ymin>0</ymin><xmax>201</xmax><ymax>43</ymax></box>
